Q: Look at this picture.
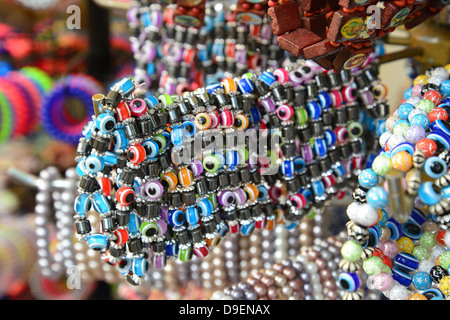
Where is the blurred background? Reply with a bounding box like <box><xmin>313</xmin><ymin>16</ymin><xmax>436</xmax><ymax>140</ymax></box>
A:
<box><xmin>0</xmin><ymin>0</ymin><xmax>448</xmax><ymax>300</ymax></box>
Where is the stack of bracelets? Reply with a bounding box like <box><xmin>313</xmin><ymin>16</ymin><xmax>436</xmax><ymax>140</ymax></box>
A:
<box><xmin>0</xmin><ymin>65</ymin><xmax>53</xmax><ymax>143</ymax></box>
<box><xmin>337</xmin><ymin>64</ymin><xmax>450</xmax><ymax>300</ymax></box>
<box><xmin>127</xmin><ymin>0</ymin><xmax>286</xmax><ymax>93</ymax></box>
<box><xmin>41</xmin><ymin>74</ymin><xmax>104</xmax><ymax>145</ymax></box>
<box><xmin>72</xmin><ymin>50</ymin><xmax>390</xmax><ymax>287</ymax></box>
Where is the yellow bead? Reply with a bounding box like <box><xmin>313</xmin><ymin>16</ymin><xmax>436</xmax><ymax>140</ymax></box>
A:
<box><xmin>439</xmin><ymin>276</ymin><xmax>450</xmax><ymax>295</ymax></box>
<box><xmin>445</xmin><ymin>64</ymin><xmax>450</xmax><ymax>74</ymax></box>
<box><xmin>413</xmin><ymin>74</ymin><xmax>429</xmax><ymax>86</ymax></box>
<box><xmin>397</xmin><ymin>237</ymin><xmax>415</xmax><ymax>254</ymax></box>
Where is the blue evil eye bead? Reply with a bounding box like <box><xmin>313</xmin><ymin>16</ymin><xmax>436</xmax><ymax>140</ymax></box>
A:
<box><xmin>338</xmin><ymin>272</ymin><xmax>361</xmax><ymax>292</ymax></box>
<box><xmin>427</xmin><ymin>130</ymin><xmax>450</xmax><ymax>149</ymax></box>
<box><xmin>132</xmin><ymin>257</ymin><xmax>149</xmax><ymax>277</ymax></box>
<box><xmin>74</xmin><ymin>194</ymin><xmax>92</xmax><ymax>218</ymax></box>
<box><xmin>142</xmin><ymin>139</ymin><xmax>159</xmax><ymax>159</ymax></box>
<box><xmin>185</xmin><ymin>206</ymin><xmax>200</xmax><ymax>225</ymax></box>
<box><xmin>102</xmin><ymin>151</ymin><xmax>118</xmax><ymax>167</ymax></box>
<box><xmin>412</xmin><ymin>271</ymin><xmax>432</xmax><ymax>291</ymax></box>
<box><xmin>281</xmin><ymin>159</ymin><xmax>295</xmax><ymax>179</ymax></box>
<box><xmin>300</xmin><ymin>188</ymin><xmax>313</xmax><ymax>202</ymax></box>
<box><xmin>442</xmin><ymin>186</ymin><xmax>450</xmax><ymax>198</ymax></box>
<box><xmin>258</xmin><ymin>71</ymin><xmax>276</xmax><ymax>87</ymax></box>
<box><xmin>318</xmin><ymin>92</ymin><xmax>332</xmax><ymax>110</ymax></box>
<box><xmin>238</xmin><ymin>77</ymin><xmax>254</xmax><ymax>94</ymax></box>
<box><xmin>418</xmin><ymin>181</ymin><xmax>442</xmax><ymax>205</ymax></box>
<box><xmin>76</xmin><ymin>160</ymin><xmax>88</xmax><ymax>177</ymax></box>
<box><xmin>313</xmin><ymin>138</ymin><xmax>327</xmax><ymax>158</ymax></box>
<box><xmin>377</xmin><ymin>210</ymin><xmax>389</xmax><ymax>227</ymax></box>
<box><xmin>333</xmin><ymin>163</ymin><xmax>345</xmax><ymax>178</ymax></box>
<box><xmin>240</xmin><ymin>220</ymin><xmax>256</xmax><ymax>236</ymax></box>
<box><xmin>324</xmin><ymin>129</ymin><xmax>337</xmax><ymax>147</ymax></box>
<box><xmin>118</xmin><ymin>257</ymin><xmax>132</xmax><ymax>275</ymax></box>
<box><xmin>410</xmin><ymin>113</ymin><xmax>430</xmax><ymax>130</ymax></box>
<box><xmin>165</xmin><ymin>239</ymin><xmax>178</xmax><ymax>257</ymax></box>
<box><xmin>206</xmin><ymin>83</ymin><xmax>222</xmax><ymax>95</ymax></box>
<box><xmin>397</xmin><ymin>103</ymin><xmax>414</xmax><ymax>120</ymax></box>
<box><xmin>422</xmin><ymin>288</ymin><xmax>446</xmax><ymax>300</ymax></box>
<box><xmin>146</xmin><ymin>62</ymin><xmax>156</xmax><ymax>76</ymax></box>
<box><xmin>197</xmin><ymin>198</ymin><xmax>213</xmax><ymax>218</ymax></box>
<box><xmin>366</xmin><ymin>186</ymin><xmax>388</xmax><ymax>210</ymax></box>
<box><xmin>294</xmin><ymin>157</ymin><xmax>306</xmax><ymax>173</ymax></box>
<box><xmin>390</xmin><ymin>142</ymin><xmax>415</xmax><ymax>158</ymax></box>
<box><xmin>423</xmin><ymin>156</ymin><xmax>447</xmax><ymax>179</ymax></box>
<box><xmin>181</xmin><ymin>120</ymin><xmax>196</xmax><ymax>138</ymax></box>
<box><xmin>144</xmin><ymin>94</ymin><xmax>159</xmax><ymax>108</ymax></box>
<box><xmin>408</xmin><ymin>208</ymin><xmax>426</xmax><ymax>226</ymax></box>
<box><xmin>226</xmin><ymin>150</ymin><xmax>240</xmax><ymax>170</ymax></box>
<box><xmin>386</xmin><ymin>218</ymin><xmax>403</xmax><ymax>241</ymax></box>
<box><xmin>96</xmin><ymin>113</ymin><xmax>116</xmax><ymax>133</ymax></box>
<box><xmin>401</xmin><ymin>221</ymin><xmax>423</xmax><ymax>241</ymax></box>
<box><xmin>395</xmin><ymin>252</ymin><xmax>419</xmax><ymax>273</ymax></box>
<box><xmin>171</xmin><ymin>126</ymin><xmax>184</xmax><ymax>145</ymax></box>
<box><xmin>441</xmin><ymin>80</ymin><xmax>450</xmax><ymax>97</ymax></box>
<box><xmin>249</xmin><ymin>107</ymin><xmax>261</xmax><ymax>123</ymax></box>
<box><xmin>92</xmin><ymin>193</ymin><xmax>111</xmax><ymax>215</ymax></box>
<box><xmin>392</xmin><ymin>267</ymin><xmax>413</xmax><ymax>287</ymax></box>
<box><xmin>128</xmin><ymin>212</ymin><xmax>141</xmax><ymax>236</ymax></box>
<box><xmin>358</xmin><ymin>169</ymin><xmax>379</xmax><ymax>189</ymax></box>
<box><xmin>367</xmin><ymin>226</ymin><xmax>380</xmax><ymax>248</ymax></box>
<box><xmin>430</xmin><ymin>119</ymin><xmax>450</xmax><ymax>137</ymax></box>
<box><xmin>115</xmin><ymin>78</ymin><xmax>134</xmax><ymax>96</ymax></box>
<box><xmin>168</xmin><ymin>209</ymin><xmax>185</xmax><ymax>227</ymax></box>
<box><xmin>82</xmin><ymin>120</ymin><xmax>95</xmax><ymax>140</ymax></box>
<box><xmin>87</xmin><ymin>233</ymin><xmax>109</xmax><ymax>251</ymax></box>
<box><xmin>257</xmin><ymin>185</ymin><xmax>269</xmax><ymax>201</ymax></box>
<box><xmin>113</xmin><ymin>128</ymin><xmax>129</xmax><ymax>153</ymax></box>
<box><xmin>306</xmin><ymin>100</ymin><xmax>321</xmax><ymax>120</ymax></box>
<box><xmin>311</xmin><ymin>180</ymin><xmax>325</xmax><ymax>197</ymax></box>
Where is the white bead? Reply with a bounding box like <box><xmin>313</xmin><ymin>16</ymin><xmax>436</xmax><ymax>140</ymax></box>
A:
<box><xmin>306</xmin><ymin>262</ymin><xmax>318</xmax><ymax>274</ymax></box>
<box><xmin>347</xmin><ymin>201</ymin><xmax>379</xmax><ymax>227</ymax></box>
<box><xmin>387</xmin><ymin>283</ymin><xmax>409</xmax><ymax>300</ymax></box>
<box><xmin>387</xmin><ymin>134</ymin><xmax>406</xmax><ymax>150</ymax></box>
<box><xmin>427</xmin><ymin>75</ymin><xmax>444</xmax><ymax>86</ymax></box>
<box><xmin>406</xmin><ymin>96</ymin><xmax>421</xmax><ymax>107</ymax></box>
<box><xmin>431</xmin><ymin>67</ymin><xmax>449</xmax><ymax>80</ymax></box>
<box><xmin>431</xmin><ymin>245</ymin><xmax>446</xmax><ymax>261</ymax></box>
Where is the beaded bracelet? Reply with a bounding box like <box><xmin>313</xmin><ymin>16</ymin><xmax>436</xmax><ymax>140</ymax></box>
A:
<box><xmin>337</xmin><ymin>64</ymin><xmax>450</xmax><ymax>300</ymax></box>
<box><xmin>73</xmin><ymin>54</ymin><xmax>388</xmax><ymax>285</ymax></box>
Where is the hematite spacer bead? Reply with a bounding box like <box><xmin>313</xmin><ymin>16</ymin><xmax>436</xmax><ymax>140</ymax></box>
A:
<box><xmin>285</xmin><ymin>176</ymin><xmax>300</xmax><ymax>193</ymax></box>
<box><xmin>75</xmin><ymin>219</ymin><xmax>92</xmax><ymax>235</ymax></box>
<box><xmin>195</xmin><ymin>177</ymin><xmax>209</xmax><ymax>195</ymax></box>
<box><xmin>105</xmin><ymin>90</ymin><xmax>122</xmax><ymax>108</ymax></box>
<box><xmin>109</xmin><ymin>245</ymin><xmax>125</xmax><ymax>258</ymax></box>
<box><xmin>239</xmin><ymin>167</ymin><xmax>251</xmax><ymax>183</ymax></box>
<box><xmin>182</xmin><ymin>190</ymin><xmax>196</xmax><ymax>207</ymax></box>
<box><xmin>101</xmin><ymin>216</ymin><xmax>116</xmax><ymax>232</ymax></box>
<box><xmin>206</xmin><ymin>175</ymin><xmax>219</xmax><ymax>192</ymax></box>
<box><xmin>127</xmin><ymin>238</ymin><xmax>143</xmax><ymax>254</ymax></box>
<box><xmin>228</xmin><ymin>171</ymin><xmax>240</xmax><ymax>186</ymax></box>
<box><xmin>116</xmin><ymin>211</ymin><xmax>131</xmax><ymax>227</ymax></box>
<box><xmin>218</xmin><ymin>172</ymin><xmax>230</xmax><ymax>188</ymax></box>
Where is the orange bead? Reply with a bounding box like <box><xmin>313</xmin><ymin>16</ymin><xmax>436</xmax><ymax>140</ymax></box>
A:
<box><xmin>409</xmin><ymin>293</ymin><xmax>427</xmax><ymax>300</ymax></box>
<box><xmin>391</xmin><ymin>151</ymin><xmax>413</xmax><ymax>172</ymax></box>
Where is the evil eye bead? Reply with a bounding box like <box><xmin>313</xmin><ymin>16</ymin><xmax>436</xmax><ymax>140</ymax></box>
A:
<box><xmin>181</xmin><ymin>120</ymin><xmax>196</xmax><ymax>137</ymax></box>
<box><xmin>158</xmin><ymin>94</ymin><xmax>173</xmax><ymax>107</ymax></box>
<box><xmin>402</xmin><ymin>221</ymin><xmax>423</xmax><ymax>241</ymax></box>
<box><xmin>342</xmin><ymin>86</ymin><xmax>358</xmax><ymax>103</ymax></box>
<box><xmin>113</xmin><ymin>128</ymin><xmax>128</xmax><ymax>153</ymax></box>
<box><xmin>220</xmin><ymin>108</ymin><xmax>235</xmax><ymax>127</ymax></box>
<box><xmin>258</xmin><ymin>71</ymin><xmax>276</xmax><ymax>87</ymax></box>
<box><xmin>194</xmin><ymin>112</ymin><xmax>211</xmax><ymax>130</ymax></box>
<box><xmin>298</xmin><ymin>65</ymin><xmax>315</xmax><ymax>82</ymax></box>
<box><xmin>92</xmin><ymin>193</ymin><xmax>111</xmax><ymax>215</ymax></box>
<box><xmin>372</xmin><ymin>83</ymin><xmax>388</xmax><ymax>101</ymax></box>
<box><xmin>112</xmin><ymin>228</ymin><xmax>129</xmax><ymax>246</ymax></box>
<box><xmin>244</xmin><ymin>183</ymin><xmax>259</xmax><ymax>202</ymax></box>
<box><xmin>178</xmin><ymin>167</ymin><xmax>194</xmax><ymax>187</ymax></box>
<box><xmin>96</xmin><ymin>113</ymin><xmax>116</xmax><ymax>133</ymax></box>
<box><xmin>132</xmin><ymin>257</ymin><xmax>149</xmax><ymax>277</ymax></box>
<box><xmin>281</xmin><ymin>159</ymin><xmax>295</xmax><ymax>178</ymax></box>
<box><xmin>294</xmin><ymin>157</ymin><xmax>306</xmax><ymax>173</ymax></box>
<box><xmin>209</xmin><ymin>111</ymin><xmax>220</xmax><ymax>129</ymax></box>
<box><xmin>142</xmin><ymin>180</ymin><xmax>164</xmax><ymax>200</ymax></box>
<box><xmin>273</xmin><ymin>68</ymin><xmax>289</xmax><ymax>84</ymax></box>
<box><xmin>118</xmin><ymin>257</ymin><xmax>132</xmax><ymax>275</ymax></box>
<box><xmin>366</xmin><ymin>186</ymin><xmax>389</xmax><ymax>210</ymax></box>
<box><xmin>171</xmin><ymin>127</ymin><xmax>184</xmax><ymax>145</ymax></box>
<box><xmin>127</xmin><ymin>144</ymin><xmax>146</xmax><ymax>165</ymax></box>
<box><xmin>424</xmin><ymin>156</ymin><xmax>447</xmax><ymax>179</ymax></box>
<box><xmin>98</xmin><ymin>176</ymin><xmax>113</xmax><ymax>196</ymax></box>
<box><xmin>222</xmin><ymin>77</ymin><xmax>237</xmax><ymax>93</ymax></box>
<box><xmin>289</xmin><ymin>193</ymin><xmax>306</xmax><ymax>209</ymax></box>
<box><xmin>129</xmin><ymin>99</ymin><xmax>148</xmax><ymax>117</ymax></box>
<box><xmin>142</xmin><ymin>139</ymin><xmax>159</xmax><ymax>159</ymax></box>
<box><xmin>168</xmin><ymin>209</ymin><xmax>185</xmax><ymax>227</ymax></box>
<box><xmin>226</xmin><ymin>150</ymin><xmax>240</xmax><ymax>170</ymax></box>
<box><xmin>307</xmin><ymin>100</ymin><xmax>321</xmax><ymax>120</ymax></box>
<box><xmin>277</xmin><ymin>104</ymin><xmax>294</xmax><ymax>121</ymax></box>
<box><xmin>128</xmin><ymin>213</ymin><xmax>140</xmax><ymax>236</ymax></box>
<box><xmin>203</xmin><ymin>154</ymin><xmax>221</xmax><ymax>173</ymax></box>
<box><xmin>233</xmin><ymin>114</ymin><xmax>249</xmax><ymax>130</ymax></box>
<box><xmin>218</xmin><ymin>190</ymin><xmax>236</xmax><ymax>207</ymax></box>
<box><xmin>386</xmin><ymin>218</ymin><xmax>403</xmax><ymax>241</ymax></box>
<box><xmin>294</xmin><ymin>107</ymin><xmax>308</xmax><ymax>126</ymax></box>
<box><xmin>185</xmin><ymin>206</ymin><xmax>200</xmax><ymax>225</ymax></box>
<box><xmin>238</xmin><ymin>77</ymin><xmax>254</xmax><ymax>94</ymax></box>
<box><xmin>116</xmin><ymin>186</ymin><xmax>135</xmax><ymax>205</ymax></box>
<box><xmin>313</xmin><ymin>138</ymin><xmax>327</xmax><ymax>158</ymax></box>
<box><xmin>74</xmin><ymin>194</ymin><xmax>92</xmax><ymax>218</ymax></box>
<box><xmin>392</xmin><ymin>267</ymin><xmax>413</xmax><ymax>287</ymax></box>
<box><xmin>116</xmin><ymin>101</ymin><xmax>132</xmax><ymax>122</ymax></box>
<box><xmin>318</xmin><ymin>92</ymin><xmax>332</xmax><ymax>110</ymax></box>
<box><xmin>409</xmin><ymin>208</ymin><xmax>427</xmax><ymax>226</ymax></box>
<box><xmin>197</xmin><ymin>198</ymin><xmax>213</xmax><ymax>218</ymax></box>
<box><xmin>153</xmin><ymin>135</ymin><xmax>167</xmax><ymax>153</ymax></box>
<box><xmin>427</xmin><ymin>130</ymin><xmax>450</xmax><ymax>150</ymax></box>
<box><xmin>347</xmin><ymin>121</ymin><xmax>364</xmax><ymax>139</ymax></box>
<box><xmin>85</xmin><ymin>154</ymin><xmax>105</xmax><ymax>174</ymax></box>
<box><xmin>358</xmin><ymin>169</ymin><xmax>379</xmax><ymax>189</ymax></box>
<box><xmin>418</xmin><ymin>181</ymin><xmax>442</xmax><ymax>205</ymax></box>
<box><xmin>257</xmin><ymin>185</ymin><xmax>269</xmax><ymax>201</ymax></box>
<box><xmin>338</xmin><ymin>272</ymin><xmax>361</xmax><ymax>292</ymax></box>
<box><xmin>87</xmin><ymin>233</ymin><xmax>109</xmax><ymax>251</ymax></box>
<box><xmin>324</xmin><ymin>129</ymin><xmax>337</xmax><ymax>147</ymax></box>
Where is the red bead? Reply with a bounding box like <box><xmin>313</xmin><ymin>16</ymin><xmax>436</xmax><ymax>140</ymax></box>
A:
<box><xmin>242</xmin><ymin>2</ymin><xmax>251</xmax><ymax>10</ymax></box>
<box><xmin>382</xmin><ymin>255</ymin><xmax>392</xmax><ymax>268</ymax></box>
<box><xmin>116</xmin><ymin>102</ymin><xmax>131</xmax><ymax>122</ymax></box>
<box><xmin>437</xmin><ymin>229</ymin><xmax>447</xmax><ymax>246</ymax></box>
<box><xmin>428</xmin><ymin>107</ymin><xmax>448</xmax><ymax>123</ymax></box>
<box><xmin>415</xmin><ymin>138</ymin><xmax>438</xmax><ymax>158</ymax></box>
<box><xmin>116</xmin><ymin>186</ymin><xmax>135</xmax><ymax>205</ymax></box>
<box><xmin>113</xmin><ymin>228</ymin><xmax>129</xmax><ymax>246</ymax></box>
<box><xmin>373</xmin><ymin>247</ymin><xmax>384</xmax><ymax>257</ymax></box>
<box><xmin>423</xmin><ymin>89</ymin><xmax>443</xmax><ymax>106</ymax></box>
<box><xmin>98</xmin><ymin>177</ymin><xmax>113</xmax><ymax>197</ymax></box>
<box><xmin>127</xmin><ymin>144</ymin><xmax>146</xmax><ymax>164</ymax></box>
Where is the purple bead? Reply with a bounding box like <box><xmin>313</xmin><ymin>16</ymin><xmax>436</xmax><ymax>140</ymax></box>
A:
<box><xmin>233</xmin><ymin>188</ymin><xmax>247</xmax><ymax>205</ymax></box>
<box><xmin>361</xmin><ymin>90</ymin><xmax>375</xmax><ymax>106</ymax></box>
<box><xmin>301</xmin><ymin>144</ymin><xmax>314</xmax><ymax>163</ymax></box>
<box><xmin>151</xmin><ymin>9</ymin><xmax>163</xmax><ymax>27</ymax></box>
<box><xmin>342</xmin><ymin>158</ymin><xmax>352</xmax><ymax>175</ymax></box>
<box><xmin>134</xmin><ymin>71</ymin><xmax>151</xmax><ymax>89</ymax></box>
<box><xmin>156</xmin><ymin>219</ymin><xmax>167</xmax><ymax>235</ymax></box>
<box><xmin>236</xmin><ymin>49</ymin><xmax>247</xmax><ymax>65</ymax></box>
<box><xmin>260</xmin><ymin>97</ymin><xmax>276</xmax><ymax>113</ymax></box>
<box><xmin>189</xmin><ymin>159</ymin><xmax>203</xmax><ymax>178</ymax></box>
<box><xmin>170</xmin><ymin>45</ymin><xmax>184</xmax><ymax>63</ymax></box>
<box><xmin>141</xmin><ymin>43</ymin><xmax>157</xmax><ymax>62</ymax></box>
<box><xmin>405</xmin><ymin>125</ymin><xmax>426</xmax><ymax>145</ymax></box>
<box><xmin>127</xmin><ymin>7</ymin><xmax>139</xmax><ymax>24</ymax></box>
<box><xmin>160</xmin><ymin>206</ymin><xmax>169</xmax><ymax>222</ymax></box>
<box><xmin>153</xmin><ymin>254</ymin><xmax>166</xmax><ymax>269</ymax></box>
<box><xmin>218</xmin><ymin>190</ymin><xmax>235</xmax><ymax>207</ymax></box>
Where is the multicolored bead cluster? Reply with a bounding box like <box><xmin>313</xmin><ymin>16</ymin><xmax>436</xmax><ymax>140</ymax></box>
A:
<box><xmin>338</xmin><ymin>64</ymin><xmax>450</xmax><ymax>300</ymax></box>
<box><xmin>73</xmin><ymin>55</ymin><xmax>387</xmax><ymax>285</ymax></box>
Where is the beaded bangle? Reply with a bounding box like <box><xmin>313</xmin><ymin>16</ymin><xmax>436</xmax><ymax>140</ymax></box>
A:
<box><xmin>338</xmin><ymin>64</ymin><xmax>450</xmax><ymax>300</ymax></box>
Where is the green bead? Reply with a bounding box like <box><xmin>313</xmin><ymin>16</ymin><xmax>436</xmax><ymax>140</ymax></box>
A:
<box><xmin>381</xmin><ymin>264</ymin><xmax>392</xmax><ymax>275</ymax></box>
<box><xmin>348</xmin><ymin>121</ymin><xmax>364</xmax><ymax>139</ymax></box>
<box><xmin>419</xmin><ymin>232</ymin><xmax>437</xmax><ymax>250</ymax></box>
<box><xmin>412</xmin><ymin>245</ymin><xmax>431</xmax><ymax>261</ymax></box>
<box><xmin>178</xmin><ymin>246</ymin><xmax>192</xmax><ymax>262</ymax></box>
<box><xmin>393</xmin><ymin>122</ymin><xmax>410</xmax><ymax>137</ymax></box>
<box><xmin>416</xmin><ymin>99</ymin><xmax>435</xmax><ymax>114</ymax></box>
<box><xmin>341</xmin><ymin>240</ymin><xmax>363</xmax><ymax>262</ymax></box>
<box><xmin>363</xmin><ymin>256</ymin><xmax>384</xmax><ymax>275</ymax></box>
<box><xmin>372</xmin><ymin>155</ymin><xmax>393</xmax><ymax>177</ymax></box>
<box><xmin>294</xmin><ymin>107</ymin><xmax>308</xmax><ymax>126</ymax></box>
<box><xmin>438</xmin><ymin>251</ymin><xmax>450</xmax><ymax>270</ymax></box>
<box><xmin>208</xmin><ymin>192</ymin><xmax>218</xmax><ymax>210</ymax></box>
<box><xmin>158</xmin><ymin>94</ymin><xmax>173</xmax><ymax>107</ymax></box>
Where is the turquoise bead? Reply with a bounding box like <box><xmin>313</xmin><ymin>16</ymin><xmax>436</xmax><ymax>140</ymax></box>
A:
<box><xmin>358</xmin><ymin>169</ymin><xmax>379</xmax><ymax>189</ymax></box>
<box><xmin>366</xmin><ymin>186</ymin><xmax>389</xmax><ymax>209</ymax></box>
<box><xmin>418</xmin><ymin>181</ymin><xmax>442</xmax><ymax>205</ymax></box>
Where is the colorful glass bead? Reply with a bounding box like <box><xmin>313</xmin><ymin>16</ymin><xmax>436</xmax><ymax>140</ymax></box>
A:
<box><xmin>358</xmin><ymin>169</ymin><xmax>379</xmax><ymax>189</ymax></box>
<box><xmin>392</xmin><ymin>267</ymin><xmax>412</xmax><ymax>287</ymax></box>
<box><xmin>416</xmin><ymin>99</ymin><xmax>435</xmax><ymax>114</ymax></box>
<box><xmin>372</xmin><ymin>155</ymin><xmax>392</xmax><ymax>177</ymax></box>
<box><xmin>391</xmin><ymin>151</ymin><xmax>413</xmax><ymax>172</ymax></box>
<box><xmin>338</xmin><ymin>272</ymin><xmax>361</xmax><ymax>292</ymax></box>
<box><xmin>409</xmin><ymin>293</ymin><xmax>427</xmax><ymax>300</ymax></box>
<box><xmin>366</xmin><ymin>186</ymin><xmax>388</xmax><ymax>210</ymax></box>
<box><xmin>341</xmin><ymin>240</ymin><xmax>363</xmax><ymax>262</ymax></box>
<box><xmin>363</xmin><ymin>256</ymin><xmax>384</xmax><ymax>276</ymax></box>
<box><xmin>412</xmin><ymin>271</ymin><xmax>433</xmax><ymax>291</ymax></box>
<box><xmin>405</xmin><ymin>125</ymin><xmax>426</xmax><ymax>145</ymax></box>
<box><xmin>438</xmin><ymin>251</ymin><xmax>450</xmax><ymax>270</ymax></box>
<box><xmin>397</xmin><ymin>237</ymin><xmax>414</xmax><ymax>254</ymax></box>
<box><xmin>372</xmin><ymin>272</ymin><xmax>394</xmax><ymax>292</ymax></box>
<box><xmin>346</xmin><ymin>202</ymin><xmax>380</xmax><ymax>228</ymax></box>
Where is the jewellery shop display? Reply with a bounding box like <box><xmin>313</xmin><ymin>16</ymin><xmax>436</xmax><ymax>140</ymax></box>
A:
<box><xmin>127</xmin><ymin>0</ymin><xmax>286</xmax><ymax>93</ymax></box>
<box><xmin>0</xmin><ymin>65</ymin><xmax>53</xmax><ymax>143</ymax></box>
<box><xmin>338</xmin><ymin>64</ymin><xmax>450</xmax><ymax>300</ymax></box>
<box><xmin>266</xmin><ymin>0</ymin><xmax>448</xmax><ymax>71</ymax></box>
<box><xmin>73</xmin><ymin>48</ymin><xmax>389</xmax><ymax>286</ymax></box>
